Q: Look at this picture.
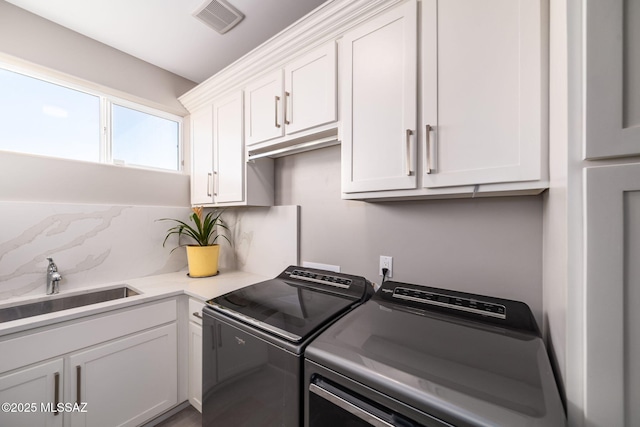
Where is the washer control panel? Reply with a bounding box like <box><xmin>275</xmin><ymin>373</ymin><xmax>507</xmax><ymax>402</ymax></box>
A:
<box><xmin>288</xmin><ymin>269</ymin><xmax>353</xmax><ymax>288</ymax></box>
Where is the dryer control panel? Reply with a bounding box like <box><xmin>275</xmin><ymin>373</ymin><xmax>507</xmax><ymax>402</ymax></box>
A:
<box><xmin>375</xmin><ymin>280</ymin><xmax>540</xmax><ymax>335</ymax></box>
<box><xmin>392</xmin><ymin>286</ymin><xmax>507</xmax><ymax>319</ymax></box>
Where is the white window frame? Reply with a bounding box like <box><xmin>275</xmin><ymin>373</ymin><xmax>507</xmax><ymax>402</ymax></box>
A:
<box><xmin>0</xmin><ymin>61</ymin><xmax>184</xmax><ymax>173</ymax></box>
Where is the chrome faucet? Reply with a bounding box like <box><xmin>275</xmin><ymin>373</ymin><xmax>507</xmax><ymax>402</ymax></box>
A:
<box><xmin>46</xmin><ymin>257</ymin><xmax>62</xmax><ymax>295</ymax></box>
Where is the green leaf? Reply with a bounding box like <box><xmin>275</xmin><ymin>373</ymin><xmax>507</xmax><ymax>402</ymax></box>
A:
<box><xmin>157</xmin><ymin>209</ymin><xmax>231</xmax><ymax>250</ymax></box>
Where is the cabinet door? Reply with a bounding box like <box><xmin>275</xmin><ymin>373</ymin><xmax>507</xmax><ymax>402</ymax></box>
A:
<box><xmin>188</xmin><ymin>321</ymin><xmax>202</xmax><ymax>413</ymax></box>
<box><xmin>0</xmin><ymin>359</ymin><xmax>63</xmax><ymax>427</ymax></box>
<box><xmin>341</xmin><ymin>0</ymin><xmax>417</xmax><ymax>193</ymax></box>
<box><xmin>585</xmin><ymin>0</ymin><xmax>640</xmax><ymax>159</ymax></box>
<box><xmin>191</xmin><ymin>106</ymin><xmax>214</xmax><ymax>205</ymax></box>
<box><xmin>584</xmin><ymin>163</ymin><xmax>640</xmax><ymax>427</ymax></box>
<box><xmin>284</xmin><ymin>42</ymin><xmax>337</xmax><ymax>135</ymax></box>
<box><xmin>245</xmin><ymin>71</ymin><xmax>284</xmax><ymax>145</ymax></box>
<box><xmin>422</xmin><ymin>0</ymin><xmax>544</xmax><ymax>188</ymax></box>
<box><xmin>213</xmin><ymin>91</ymin><xmax>244</xmax><ymax>203</ymax></box>
<box><xmin>68</xmin><ymin>324</ymin><xmax>177</xmax><ymax>427</ymax></box>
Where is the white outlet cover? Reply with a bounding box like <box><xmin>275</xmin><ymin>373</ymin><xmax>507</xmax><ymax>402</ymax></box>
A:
<box><xmin>379</xmin><ymin>256</ymin><xmax>393</xmax><ymax>278</ymax></box>
<box><xmin>302</xmin><ymin>261</ymin><xmax>341</xmax><ymax>273</ymax></box>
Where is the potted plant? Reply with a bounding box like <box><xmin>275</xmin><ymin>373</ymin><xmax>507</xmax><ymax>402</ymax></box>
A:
<box><xmin>160</xmin><ymin>207</ymin><xmax>230</xmax><ymax>277</ymax></box>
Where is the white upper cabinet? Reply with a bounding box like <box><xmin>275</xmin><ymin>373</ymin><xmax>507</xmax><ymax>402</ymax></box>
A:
<box><xmin>585</xmin><ymin>0</ymin><xmax>640</xmax><ymax>159</ymax></box>
<box><xmin>245</xmin><ymin>42</ymin><xmax>338</xmax><ymax>148</ymax></box>
<box><xmin>244</xmin><ymin>71</ymin><xmax>284</xmax><ymax>145</ymax></box>
<box><xmin>213</xmin><ymin>92</ymin><xmax>244</xmax><ymax>203</ymax></box>
<box><xmin>284</xmin><ymin>42</ymin><xmax>337</xmax><ymax>135</ymax></box>
<box><xmin>341</xmin><ymin>0</ymin><xmax>418</xmax><ymax>193</ymax></box>
<box><xmin>190</xmin><ymin>106</ymin><xmax>214</xmax><ymax>206</ymax></box>
<box><xmin>190</xmin><ymin>91</ymin><xmax>273</xmax><ymax>207</ymax></box>
<box><xmin>421</xmin><ymin>0</ymin><xmax>545</xmax><ymax>188</ymax></box>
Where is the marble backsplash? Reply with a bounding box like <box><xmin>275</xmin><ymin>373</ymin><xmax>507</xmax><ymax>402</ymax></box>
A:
<box><xmin>0</xmin><ymin>203</ymin><xmax>299</xmax><ymax>301</ymax></box>
<box><xmin>0</xmin><ymin>202</ymin><xmax>192</xmax><ymax>300</ymax></box>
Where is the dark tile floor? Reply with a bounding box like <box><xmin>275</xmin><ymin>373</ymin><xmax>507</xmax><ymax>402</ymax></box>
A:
<box><xmin>155</xmin><ymin>405</ymin><xmax>201</xmax><ymax>427</ymax></box>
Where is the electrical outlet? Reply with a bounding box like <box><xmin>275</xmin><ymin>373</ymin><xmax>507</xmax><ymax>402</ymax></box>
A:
<box><xmin>379</xmin><ymin>256</ymin><xmax>393</xmax><ymax>278</ymax></box>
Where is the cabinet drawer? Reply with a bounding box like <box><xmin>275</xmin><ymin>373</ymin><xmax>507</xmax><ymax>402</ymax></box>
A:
<box><xmin>189</xmin><ymin>299</ymin><xmax>205</xmax><ymax>326</ymax></box>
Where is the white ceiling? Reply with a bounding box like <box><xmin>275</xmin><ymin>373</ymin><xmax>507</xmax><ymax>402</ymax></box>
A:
<box><xmin>5</xmin><ymin>0</ymin><xmax>329</xmax><ymax>83</ymax></box>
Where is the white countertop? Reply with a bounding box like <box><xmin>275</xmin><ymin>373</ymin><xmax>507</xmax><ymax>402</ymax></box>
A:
<box><xmin>0</xmin><ymin>269</ymin><xmax>268</xmax><ymax>337</ymax></box>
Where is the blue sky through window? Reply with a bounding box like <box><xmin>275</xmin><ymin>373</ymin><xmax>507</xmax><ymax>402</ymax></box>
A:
<box><xmin>112</xmin><ymin>104</ymin><xmax>179</xmax><ymax>170</ymax></box>
<box><xmin>0</xmin><ymin>68</ymin><xmax>181</xmax><ymax>171</ymax></box>
<box><xmin>0</xmin><ymin>68</ymin><xmax>100</xmax><ymax>162</ymax></box>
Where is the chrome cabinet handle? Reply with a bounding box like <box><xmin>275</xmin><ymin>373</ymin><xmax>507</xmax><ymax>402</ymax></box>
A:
<box><xmin>213</xmin><ymin>171</ymin><xmax>218</xmax><ymax>196</ymax></box>
<box><xmin>76</xmin><ymin>366</ymin><xmax>81</xmax><ymax>405</ymax></box>
<box><xmin>425</xmin><ymin>124</ymin><xmax>433</xmax><ymax>174</ymax></box>
<box><xmin>207</xmin><ymin>172</ymin><xmax>213</xmax><ymax>197</ymax></box>
<box><xmin>284</xmin><ymin>91</ymin><xmax>291</xmax><ymax>125</ymax></box>
<box><xmin>274</xmin><ymin>96</ymin><xmax>281</xmax><ymax>128</ymax></box>
<box><xmin>193</xmin><ymin>311</ymin><xmax>203</xmax><ymax>319</ymax></box>
<box><xmin>54</xmin><ymin>372</ymin><xmax>60</xmax><ymax>416</ymax></box>
<box><xmin>405</xmin><ymin>129</ymin><xmax>413</xmax><ymax>176</ymax></box>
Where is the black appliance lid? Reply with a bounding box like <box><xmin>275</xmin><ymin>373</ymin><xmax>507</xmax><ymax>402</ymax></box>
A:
<box><xmin>206</xmin><ymin>266</ymin><xmax>371</xmax><ymax>343</ymax></box>
<box><xmin>306</xmin><ymin>282</ymin><xmax>566</xmax><ymax>427</ymax></box>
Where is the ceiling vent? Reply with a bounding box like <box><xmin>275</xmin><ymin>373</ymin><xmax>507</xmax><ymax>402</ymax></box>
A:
<box><xmin>193</xmin><ymin>0</ymin><xmax>244</xmax><ymax>34</ymax></box>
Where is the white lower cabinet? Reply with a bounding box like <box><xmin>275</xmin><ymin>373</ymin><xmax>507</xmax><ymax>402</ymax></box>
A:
<box><xmin>68</xmin><ymin>324</ymin><xmax>177</xmax><ymax>427</ymax></box>
<box><xmin>0</xmin><ymin>299</ymin><xmax>179</xmax><ymax>427</ymax></box>
<box><xmin>0</xmin><ymin>359</ymin><xmax>63</xmax><ymax>427</ymax></box>
<box><xmin>187</xmin><ymin>299</ymin><xmax>204</xmax><ymax>413</ymax></box>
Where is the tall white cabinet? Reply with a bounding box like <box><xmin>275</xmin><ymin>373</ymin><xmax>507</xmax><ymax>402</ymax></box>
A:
<box><xmin>575</xmin><ymin>1</ymin><xmax>640</xmax><ymax>426</ymax></box>
<box><xmin>584</xmin><ymin>0</ymin><xmax>640</xmax><ymax>159</ymax></box>
<box><xmin>584</xmin><ymin>164</ymin><xmax>640</xmax><ymax>427</ymax></box>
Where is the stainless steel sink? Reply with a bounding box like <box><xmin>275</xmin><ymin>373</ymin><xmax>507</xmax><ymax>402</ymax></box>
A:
<box><xmin>0</xmin><ymin>286</ymin><xmax>139</xmax><ymax>323</ymax></box>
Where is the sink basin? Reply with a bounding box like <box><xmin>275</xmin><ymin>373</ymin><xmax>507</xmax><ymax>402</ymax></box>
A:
<box><xmin>0</xmin><ymin>286</ymin><xmax>139</xmax><ymax>323</ymax></box>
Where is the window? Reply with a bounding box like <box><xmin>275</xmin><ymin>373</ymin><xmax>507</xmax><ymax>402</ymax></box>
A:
<box><xmin>0</xmin><ymin>66</ymin><xmax>182</xmax><ymax>171</ymax></box>
<box><xmin>112</xmin><ymin>103</ymin><xmax>180</xmax><ymax>170</ymax></box>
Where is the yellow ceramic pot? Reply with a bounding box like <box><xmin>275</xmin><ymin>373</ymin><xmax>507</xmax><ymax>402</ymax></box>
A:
<box><xmin>186</xmin><ymin>245</ymin><xmax>220</xmax><ymax>277</ymax></box>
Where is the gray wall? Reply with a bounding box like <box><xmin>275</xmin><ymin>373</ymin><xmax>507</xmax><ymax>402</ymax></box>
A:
<box><xmin>0</xmin><ymin>0</ymin><xmax>196</xmax><ymax>113</ymax></box>
<box><xmin>276</xmin><ymin>145</ymin><xmax>544</xmax><ymax>325</ymax></box>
